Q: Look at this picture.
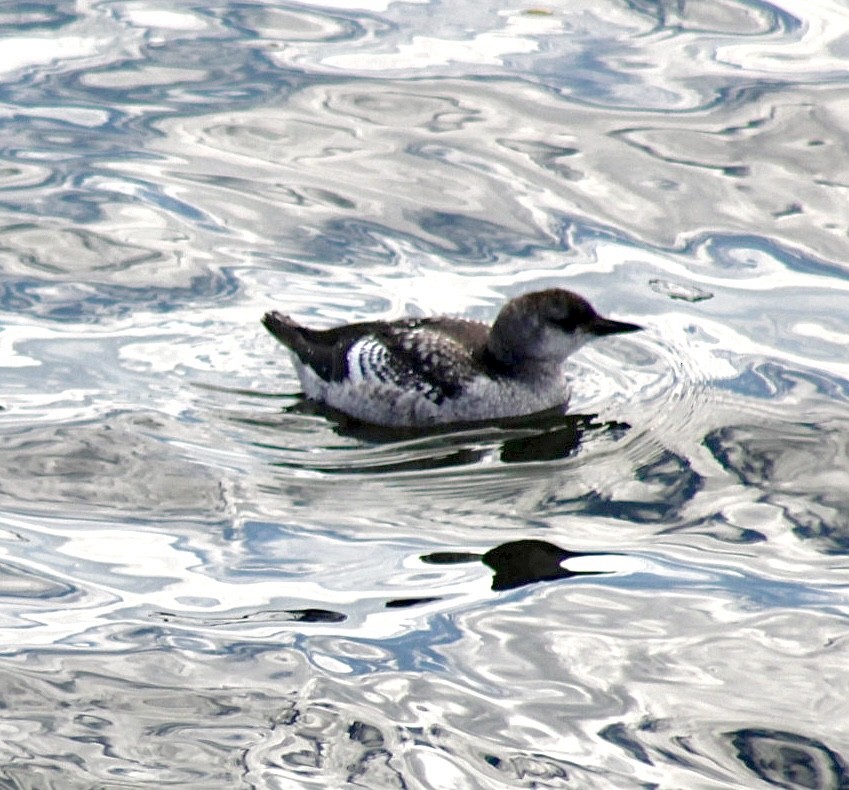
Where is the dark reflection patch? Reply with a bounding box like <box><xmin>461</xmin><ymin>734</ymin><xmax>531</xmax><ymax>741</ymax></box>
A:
<box><xmin>483</xmin><ymin>539</ymin><xmax>607</xmax><ymax>592</ymax></box>
<box><xmin>704</xmin><ymin>422</ymin><xmax>849</xmax><ymax>553</ymax></box>
<box><xmin>422</xmin><ymin>539</ymin><xmax>611</xmax><ymax>592</ymax></box>
<box><xmin>384</xmin><ymin>597</ymin><xmax>441</xmax><ymax>609</ymax></box>
<box><xmin>728</xmin><ymin>728</ymin><xmax>848</xmax><ymax>789</ymax></box>
<box><xmin>598</xmin><ymin>722</ymin><xmax>653</xmax><ymax>766</ymax></box>
<box><xmin>155</xmin><ymin>608</ymin><xmax>346</xmax><ymax>624</ymax></box>
<box><xmin>581</xmin><ymin>448</ymin><xmax>703</xmax><ymax>524</ymax></box>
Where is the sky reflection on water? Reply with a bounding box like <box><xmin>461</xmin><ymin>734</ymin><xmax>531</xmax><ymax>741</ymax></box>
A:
<box><xmin>1</xmin><ymin>0</ymin><xmax>849</xmax><ymax>787</ymax></box>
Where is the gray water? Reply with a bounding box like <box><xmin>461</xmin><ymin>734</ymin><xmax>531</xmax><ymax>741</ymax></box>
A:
<box><xmin>1</xmin><ymin>1</ymin><xmax>849</xmax><ymax>787</ymax></box>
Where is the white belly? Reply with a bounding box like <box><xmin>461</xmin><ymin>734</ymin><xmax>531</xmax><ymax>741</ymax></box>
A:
<box><xmin>292</xmin><ymin>353</ymin><xmax>570</xmax><ymax>427</ymax></box>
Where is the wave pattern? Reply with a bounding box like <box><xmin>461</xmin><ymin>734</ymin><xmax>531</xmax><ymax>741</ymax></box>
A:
<box><xmin>1</xmin><ymin>0</ymin><xmax>849</xmax><ymax>786</ymax></box>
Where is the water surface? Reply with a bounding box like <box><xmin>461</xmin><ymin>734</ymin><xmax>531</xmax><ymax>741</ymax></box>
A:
<box><xmin>1</xmin><ymin>0</ymin><xmax>849</xmax><ymax>787</ymax></box>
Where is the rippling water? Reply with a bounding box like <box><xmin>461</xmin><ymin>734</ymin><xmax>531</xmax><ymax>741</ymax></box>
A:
<box><xmin>2</xmin><ymin>0</ymin><xmax>849</xmax><ymax>787</ymax></box>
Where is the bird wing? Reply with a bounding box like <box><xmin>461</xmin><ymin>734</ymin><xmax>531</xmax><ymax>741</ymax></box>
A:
<box><xmin>263</xmin><ymin>312</ymin><xmax>492</xmax><ymax>401</ymax></box>
<box><xmin>349</xmin><ymin>320</ymin><xmax>485</xmax><ymax>403</ymax></box>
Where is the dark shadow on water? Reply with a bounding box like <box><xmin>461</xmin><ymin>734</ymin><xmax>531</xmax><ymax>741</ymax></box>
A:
<box><xmin>422</xmin><ymin>539</ymin><xmax>612</xmax><ymax>592</ymax></box>
<box><xmin>282</xmin><ymin>397</ymin><xmax>582</xmax><ymax>442</ymax></box>
<box><xmin>208</xmin><ymin>384</ymin><xmax>632</xmax><ymax>468</ymax></box>
<box><xmin>155</xmin><ymin>607</ymin><xmax>346</xmax><ymax>625</ymax></box>
<box><xmin>385</xmin><ymin>597</ymin><xmax>442</xmax><ymax>609</ymax></box>
<box><xmin>262</xmin><ymin>396</ymin><xmax>632</xmax><ymax>473</ymax></box>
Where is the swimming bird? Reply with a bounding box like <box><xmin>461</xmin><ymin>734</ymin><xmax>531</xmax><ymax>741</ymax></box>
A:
<box><xmin>262</xmin><ymin>288</ymin><xmax>641</xmax><ymax>427</ymax></box>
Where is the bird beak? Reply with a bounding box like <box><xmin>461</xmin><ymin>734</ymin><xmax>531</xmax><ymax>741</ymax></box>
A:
<box><xmin>589</xmin><ymin>317</ymin><xmax>642</xmax><ymax>336</ymax></box>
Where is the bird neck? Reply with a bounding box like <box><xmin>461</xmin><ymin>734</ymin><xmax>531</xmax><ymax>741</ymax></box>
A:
<box><xmin>479</xmin><ymin>343</ymin><xmax>562</xmax><ymax>381</ymax></box>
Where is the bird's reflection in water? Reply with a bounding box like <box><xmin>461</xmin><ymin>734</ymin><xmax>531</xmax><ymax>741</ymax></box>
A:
<box><xmin>421</xmin><ymin>539</ymin><xmax>611</xmax><ymax>592</ymax></box>
<box><xmin>281</xmin><ymin>398</ymin><xmax>630</xmax><ymax>469</ymax></box>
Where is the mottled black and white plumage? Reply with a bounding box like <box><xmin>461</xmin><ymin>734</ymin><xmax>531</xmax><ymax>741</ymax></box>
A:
<box><xmin>262</xmin><ymin>289</ymin><xmax>641</xmax><ymax>427</ymax></box>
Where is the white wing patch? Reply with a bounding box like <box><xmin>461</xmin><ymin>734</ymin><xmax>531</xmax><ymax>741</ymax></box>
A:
<box><xmin>346</xmin><ymin>337</ymin><xmax>393</xmax><ymax>386</ymax></box>
<box><xmin>346</xmin><ymin>333</ymin><xmax>460</xmax><ymax>402</ymax></box>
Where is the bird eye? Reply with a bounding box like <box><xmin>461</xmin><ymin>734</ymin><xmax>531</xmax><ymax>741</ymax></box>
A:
<box><xmin>554</xmin><ymin>316</ymin><xmax>578</xmax><ymax>332</ymax></box>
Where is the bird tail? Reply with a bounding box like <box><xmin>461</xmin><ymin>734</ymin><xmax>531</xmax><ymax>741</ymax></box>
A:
<box><xmin>262</xmin><ymin>311</ymin><xmax>340</xmax><ymax>382</ymax></box>
<box><xmin>261</xmin><ymin>311</ymin><xmax>305</xmax><ymax>349</ymax></box>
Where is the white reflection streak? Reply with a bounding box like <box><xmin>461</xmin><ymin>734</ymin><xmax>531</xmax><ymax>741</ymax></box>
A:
<box><xmin>0</xmin><ymin>37</ymin><xmax>102</xmax><ymax>76</ymax></box>
<box><xmin>792</xmin><ymin>321</ymin><xmax>849</xmax><ymax>346</ymax></box>
<box><xmin>122</xmin><ymin>9</ymin><xmax>209</xmax><ymax>32</ymax></box>
<box><xmin>323</xmin><ymin>13</ymin><xmax>560</xmax><ymax>71</ymax></box>
<box><xmin>0</xmin><ymin>516</ymin><xmax>488</xmax><ymax>647</ymax></box>
<box><xmin>716</xmin><ymin>0</ymin><xmax>849</xmax><ymax>74</ymax></box>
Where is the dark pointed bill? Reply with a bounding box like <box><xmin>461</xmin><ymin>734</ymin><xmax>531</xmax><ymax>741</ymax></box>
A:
<box><xmin>589</xmin><ymin>316</ymin><xmax>643</xmax><ymax>336</ymax></box>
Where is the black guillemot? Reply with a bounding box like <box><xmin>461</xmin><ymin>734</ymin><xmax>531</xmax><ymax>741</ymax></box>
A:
<box><xmin>262</xmin><ymin>288</ymin><xmax>642</xmax><ymax>427</ymax></box>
